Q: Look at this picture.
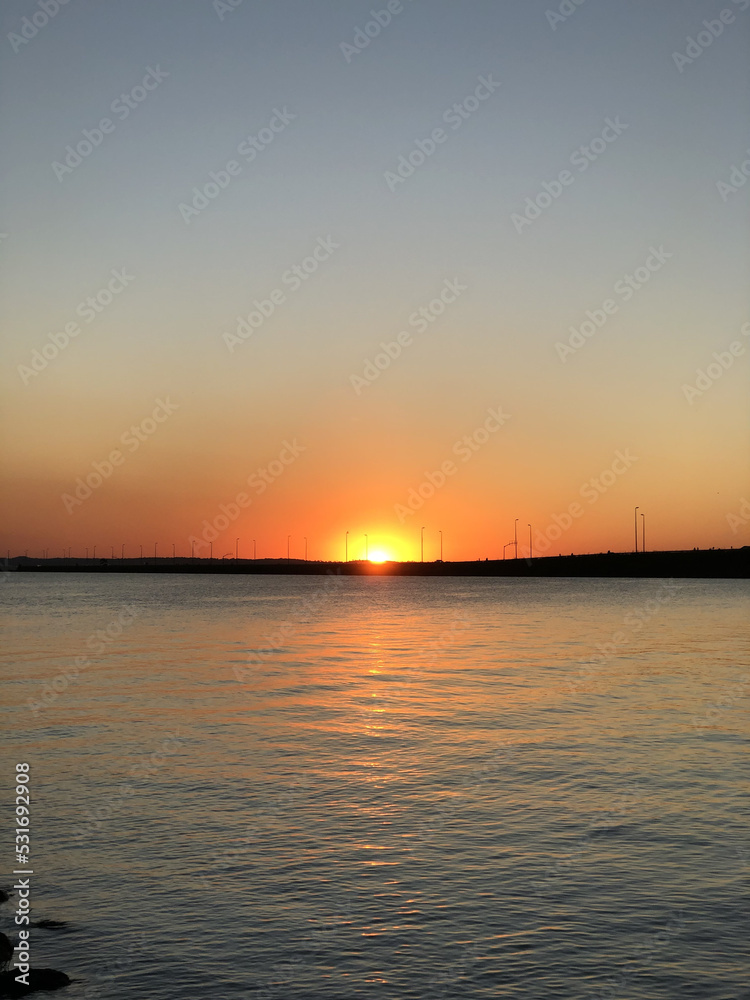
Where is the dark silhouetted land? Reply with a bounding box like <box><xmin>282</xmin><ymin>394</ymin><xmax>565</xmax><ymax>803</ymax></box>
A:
<box><xmin>7</xmin><ymin>548</ymin><xmax>748</xmax><ymax>578</ymax></box>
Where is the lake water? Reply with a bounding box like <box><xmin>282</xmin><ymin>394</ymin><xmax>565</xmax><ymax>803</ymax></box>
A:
<box><xmin>1</xmin><ymin>573</ymin><xmax>748</xmax><ymax>999</ymax></box>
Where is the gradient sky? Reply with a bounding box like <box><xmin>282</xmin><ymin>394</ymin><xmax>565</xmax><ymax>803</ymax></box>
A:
<box><xmin>2</xmin><ymin>0</ymin><xmax>749</xmax><ymax>561</ymax></box>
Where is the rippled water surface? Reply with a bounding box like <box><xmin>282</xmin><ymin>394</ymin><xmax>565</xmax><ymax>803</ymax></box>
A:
<box><xmin>1</xmin><ymin>573</ymin><xmax>749</xmax><ymax>999</ymax></box>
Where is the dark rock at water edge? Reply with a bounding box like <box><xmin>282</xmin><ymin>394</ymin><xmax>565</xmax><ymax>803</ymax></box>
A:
<box><xmin>0</xmin><ymin>970</ymin><xmax>71</xmax><ymax>997</ymax></box>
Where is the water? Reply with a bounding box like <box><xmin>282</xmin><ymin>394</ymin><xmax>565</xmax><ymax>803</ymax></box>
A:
<box><xmin>1</xmin><ymin>573</ymin><xmax>748</xmax><ymax>999</ymax></box>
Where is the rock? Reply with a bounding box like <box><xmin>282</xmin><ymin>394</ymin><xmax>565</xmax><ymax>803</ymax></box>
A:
<box><xmin>0</xmin><ymin>969</ymin><xmax>71</xmax><ymax>997</ymax></box>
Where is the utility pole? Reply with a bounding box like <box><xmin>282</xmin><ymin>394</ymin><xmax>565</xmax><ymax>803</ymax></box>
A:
<box><xmin>641</xmin><ymin>513</ymin><xmax>645</xmax><ymax>553</ymax></box>
<box><xmin>634</xmin><ymin>506</ymin><xmax>639</xmax><ymax>553</ymax></box>
<box><xmin>514</xmin><ymin>518</ymin><xmax>518</xmax><ymax>559</ymax></box>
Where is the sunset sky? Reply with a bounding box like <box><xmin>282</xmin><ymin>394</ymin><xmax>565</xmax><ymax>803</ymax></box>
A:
<box><xmin>1</xmin><ymin>0</ymin><xmax>749</xmax><ymax>561</ymax></box>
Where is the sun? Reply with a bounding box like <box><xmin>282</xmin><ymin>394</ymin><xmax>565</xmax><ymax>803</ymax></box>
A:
<box><xmin>368</xmin><ymin>549</ymin><xmax>390</xmax><ymax>563</ymax></box>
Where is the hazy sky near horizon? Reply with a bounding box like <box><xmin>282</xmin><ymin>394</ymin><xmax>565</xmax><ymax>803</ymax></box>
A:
<box><xmin>1</xmin><ymin>0</ymin><xmax>749</xmax><ymax>560</ymax></box>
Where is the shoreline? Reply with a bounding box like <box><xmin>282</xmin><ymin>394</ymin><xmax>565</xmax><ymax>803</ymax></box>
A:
<box><xmin>7</xmin><ymin>547</ymin><xmax>748</xmax><ymax>579</ymax></box>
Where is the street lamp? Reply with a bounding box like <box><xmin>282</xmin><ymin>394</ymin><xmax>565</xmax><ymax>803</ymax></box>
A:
<box><xmin>439</xmin><ymin>530</ymin><xmax>443</xmax><ymax>562</ymax></box>
<box><xmin>514</xmin><ymin>518</ymin><xmax>519</xmax><ymax>559</ymax></box>
<box><xmin>641</xmin><ymin>513</ymin><xmax>645</xmax><ymax>553</ymax></box>
<box><xmin>503</xmin><ymin>542</ymin><xmax>514</xmax><ymax>559</ymax></box>
<box><xmin>528</xmin><ymin>524</ymin><xmax>532</xmax><ymax>560</ymax></box>
<box><xmin>421</xmin><ymin>526</ymin><xmax>425</xmax><ymax>562</ymax></box>
<box><xmin>92</xmin><ymin>546</ymin><xmax>96</xmax><ymax>559</ymax></box>
<box><xmin>634</xmin><ymin>506</ymin><xmax>639</xmax><ymax>553</ymax></box>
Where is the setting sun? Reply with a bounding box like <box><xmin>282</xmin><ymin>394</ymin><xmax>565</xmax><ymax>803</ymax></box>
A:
<box><xmin>368</xmin><ymin>550</ymin><xmax>390</xmax><ymax>563</ymax></box>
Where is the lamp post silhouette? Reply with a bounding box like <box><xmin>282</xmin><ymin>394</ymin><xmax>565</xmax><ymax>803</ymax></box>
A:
<box><xmin>514</xmin><ymin>518</ymin><xmax>519</xmax><ymax>559</ymax></box>
<box><xmin>634</xmin><ymin>506</ymin><xmax>639</xmax><ymax>553</ymax></box>
<box><xmin>641</xmin><ymin>513</ymin><xmax>645</xmax><ymax>553</ymax></box>
<box><xmin>439</xmin><ymin>530</ymin><xmax>443</xmax><ymax>562</ymax></box>
<box><xmin>528</xmin><ymin>524</ymin><xmax>533</xmax><ymax>560</ymax></box>
<box><xmin>345</xmin><ymin>531</ymin><xmax>349</xmax><ymax>562</ymax></box>
<box><xmin>421</xmin><ymin>526</ymin><xmax>425</xmax><ymax>562</ymax></box>
<box><xmin>503</xmin><ymin>542</ymin><xmax>513</xmax><ymax>559</ymax></box>
<box><xmin>364</xmin><ymin>534</ymin><xmax>368</xmax><ymax>560</ymax></box>
<box><xmin>92</xmin><ymin>546</ymin><xmax>96</xmax><ymax>559</ymax></box>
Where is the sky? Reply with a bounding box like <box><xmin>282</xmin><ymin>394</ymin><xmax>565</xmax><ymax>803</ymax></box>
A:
<box><xmin>1</xmin><ymin>0</ymin><xmax>749</xmax><ymax>562</ymax></box>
